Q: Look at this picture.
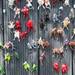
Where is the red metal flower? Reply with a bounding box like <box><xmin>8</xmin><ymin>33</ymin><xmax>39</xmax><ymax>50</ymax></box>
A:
<box><xmin>20</xmin><ymin>31</ymin><xmax>28</xmax><ymax>40</ymax></box>
<box><xmin>15</xmin><ymin>20</ymin><xmax>21</xmax><ymax>31</ymax></box>
<box><xmin>61</xmin><ymin>64</ymin><xmax>68</xmax><ymax>74</ymax></box>
<box><xmin>26</xmin><ymin>19</ymin><xmax>33</xmax><ymax>32</ymax></box>
<box><xmin>53</xmin><ymin>62</ymin><xmax>60</xmax><ymax>73</ymax></box>
<box><xmin>21</xmin><ymin>6</ymin><xmax>29</xmax><ymax>17</ymax></box>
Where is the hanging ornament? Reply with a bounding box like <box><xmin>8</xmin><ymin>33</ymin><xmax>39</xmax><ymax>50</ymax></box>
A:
<box><xmin>26</xmin><ymin>0</ymin><xmax>34</xmax><ymax>9</ymax></box>
<box><xmin>40</xmin><ymin>51</ymin><xmax>46</xmax><ymax>65</ymax></box>
<box><xmin>26</xmin><ymin>19</ymin><xmax>33</xmax><ymax>32</ymax></box>
<box><xmin>8</xmin><ymin>0</ymin><xmax>15</xmax><ymax>9</ymax></box>
<box><xmin>69</xmin><ymin>8</ymin><xmax>75</xmax><ymax>19</ymax></box>
<box><xmin>53</xmin><ymin>62</ymin><xmax>60</xmax><ymax>73</ymax></box>
<box><xmin>14</xmin><ymin>7</ymin><xmax>20</xmax><ymax>18</ymax></box>
<box><xmin>5</xmin><ymin>53</ymin><xmax>11</xmax><ymax>62</ymax></box>
<box><xmin>15</xmin><ymin>20</ymin><xmax>21</xmax><ymax>31</ymax></box>
<box><xmin>53</xmin><ymin>47</ymin><xmax>64</xmax><ymax>56</ymax></box>
<box><xmin>64</xmin><ymin>0</ymin><xmax>70</xmax><ymax>6</ymax></box>
<box><xmin>61</xmin><ymin>64</ymin><xmax>68</xmax><ymax>74</ymax></box>
<box><xmin>38</xmin><ymin>0</ymin><xmax>44</xmax><ymax>9</ymax></box>
<box><xmin>63</xmin><ymin>17</ymin><xmax>70</xmax><ymax>30</ymax></box>
<box><xmin>13</xmin><ymin>30</ymin><xmax>20</xmax><ymax>41</ymax></box>
<box><xmin>23</xmin><ymin>61</ymin><xmax>30</xmax><ymax>71</ymax></box>
<box><xmin>37</xmin><ymin>37</ymin><xmax>50</xmax><ymax>48</ymax></box>
<box><xmin>31</xmin><ymin>64</ymin><xmax>38</xmax><ymax>72</ymax></box>
<box><xmin>20</xmin><ymin>31</ymin><xmax>28</xmax><ymax>40</ymax></box>
<box><xmin>3</xmin><ymin>41</ymin><xmax>13</xmax><ymax>49</ymax></box>
<box><xmin>21</xmin><ymin>6</ymin><xmax>29</xmax><ymax>17</ymax></box>
<box><xmin>8</xmin><ymin>21</ymin><xmax>15</xmax><ymax>29</ymax></box>
<box><xmin>44</xmin><ymin>0</ymin><xmax>51</xmax><ymax>9</ymax></box>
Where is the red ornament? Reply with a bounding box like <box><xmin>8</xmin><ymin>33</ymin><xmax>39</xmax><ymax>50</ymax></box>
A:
<box><xmin>15</xmin><ymin>20</ymin><xmax>21</xmax><ymax>31</ymax></box>
<box><xmin>21</xmin><ymin>6</ymin><xmax>29</xmax><ymax>17</ymax></box>
<box><xmin>26</xmin><ymin>19</ymin><xmax>33</xmax><ymax>32</ymax></box>
<box><xmin>53</xmin><ymin>62</ymin><xmax>60</xmax><ymax>73</ymax></box>
<box><xmin>61</xmin><ymin>64</ymin><xmax>68</xmax><ymax>74</ymax></box>
<box><xmin>20</xmin><ymin>31</ymin><xmax>28</xmax><ymax>40</ymax></box>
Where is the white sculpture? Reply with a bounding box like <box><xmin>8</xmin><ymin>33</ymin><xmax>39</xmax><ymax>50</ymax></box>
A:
<box><xmin>13</xmin><ymin>30</ymin><xmax>20</xmax><ymax>41</ymax></box>
<box><xmin>64</xmin><ymin>0</ymin><xmax>70</xmax><ymax>6</ymax></box>
<box><xmin>14</xmin><ymin>7</ymin><xmax>20</xmax><ymax>18</ymax></box>
<box><xmin>8</xmin><ymin>0</ymin><xmax>15</xmax><ymax>9</ymax></box>
<box><xmin>8</xmin><ymin>21</ymin><xmax>15</xmax><ymax>29</ymax></box>
<box><xmin>26</xmin><ymin>0</ymin><xmax>34</xmax><ymax>9</ymax></box>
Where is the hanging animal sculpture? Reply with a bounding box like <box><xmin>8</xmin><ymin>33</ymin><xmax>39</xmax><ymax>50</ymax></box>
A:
<box><xmin>69</xmin><ymin>8</ymin><xmax>75</xmax><ymax>19</ymax></box>
<box><xmin>8</xmin><ymin>0</ymin><xmax>15</xmax><ymax>9</ymax></box>
<box><xmin>38</xmin><ymin>0</ymin><xmax>50</xmax><ymax>9</ymax></box>
<box><xmin>38</xmin><ymin>0</ymin><xmax>44</xmax><ymax>9</ymax></box>
<box><xmin>64</xmin><ymin>0</ymin><xmax>70</xmax><ymax>6</ymax></box>
<box><xmin>14</xmin><ymin>6</ymin><xmax>20</xmax><ymax>18</ymax></box>
<box><xmin>27</xmin><ymin>39</ymin><xmax>38</xmax><ymax>49</ymax></box>
<box><xmin>26</xmin><ymin>0</ymin><xmax>34</xmax><ymax>9</ymax></box>
<box><xmin>44</xmin><ymin>0</ymin><xmax>51</xmax><ymax>9</ymax></box>
<box><xmin>15</xmin><ymin>20</ymin><xmax>21</xmax><ymax>31</ymax></box>
<box><xmin>50</xmin><ymin>27</ymin><xmax>64</xmax><ymax>39</ymax></box>
<box><xmin>53</xmin><ymin>47</ymin><xmax>64</xmax><ymax>56</ymax></box>
<box><xmin>8</xmin><ymin>21</ymin><xmax>15</xmax><ymax>29</ymax></box>
<box><xmin>3</xmin><ymin>41</ymin><xmax>13</xmax><ymax>49</ymax></box>
<box><xmin>37</xmin><ymin>37</ymin><xmax>50</xmax><ymax>48</ymax></box>
<box><xmin>21</xmin><ymin>6</ymin><xmax>29</xmax><ymax>17</ymax></box>
<box><xmin>63</xmin><ymin>17</ymin><xmax>70</xmax><ymax>29</ymax></box>
<box><xmin>40</xmin><ymin>51</ymin><xmax>46</xmax><ymax>65</ymax></box>
<box><xmin>71</xmin><ymin>28</ymin><xmax>75</xmax><ymax>39</ymax></box>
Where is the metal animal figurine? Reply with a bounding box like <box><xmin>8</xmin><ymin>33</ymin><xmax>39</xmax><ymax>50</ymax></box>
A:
<box><xmin>13</xmin><ymin>30</ymin><xmax>20</xmax><ymax>41</ymax></box>
<box><xmin>23</xmin><ymin>61</ymin><xmax>30</xmax><ymax>71</ymax></box>
<box><xmin>38</xmin><ymin>0</ymin><xmax>50</xmax><ymax>9</ymax></box>
<box><xmin>27</xmin><ymin>39</ymin><xmax>38</xmax><ymax>49</ymax></box>
<box><xmin>69</xmin><ymin>8</ymin><xmax>75</xmax><ymax>19</ymax></box>
<box><xmin>3</xmin><ymin>41</ymin><xmax>13</xmax><ymax>49</ymax></box>
<box><xmin>52</xmin><ymin>13</ymin><xmax>59</xmax><ymax>23</ymax></box>
<box><xmin>20</xmin><ymin>31</ymin><xmax>28</xmax><ymax>40</ymax></box>
<box><xmin>38</xmin><ymin>0</ymin><xmax>44</xmax><ymax>9</ymax></box>
<box><xmin>21</xmin><ymin>6</ymin><xmax>29</xmax><ymax>17</ymax></box>
<box><xmin>63</xmin><ymin>17</ymin><xmax>70</xmax><ymax>29</ymax></box>
<box><xmin>8</xmin><ymin>0</ymin><xmax>15</xmax><ymax>9</ymax></box>
<box><xmin>8</xmin><ymin>21</ymin><xmax>15</xmax><ymax>29</ymax></box>
<box><xmin>53</xmin><ymin>47</ymin><xmax>64</xmax><ymax>55</ymax></box>
<box><xmin>40</xmin><ymin>51</ymin><xmax>46</xmax><ymax>65</ymax></box>
<box><xmin>26</xmin><ymin>19</ymin><xmax>33</xmax><ymax>32</ymax></box>
<box><xmin>71</xmin><ymin>28</ymin><xmax>75</xmax><ymax>39</ymax></box>
<box><xmin>50</xmin><ymin>27</ymin><xmax>64</xmax><ymax>39</ymax></box>
<box><xmin>53</xmin><ymin>62</ymin><xmax>60</xmax><ymax>73</ymax></box>
<box><xmin>5</xmin><ymin>53</ymin><xmax>11</xmax><ymax>62</ymax></box>
<box><xmin>61</xmin><ymin>64</ymin><xmax>68</xmax><ymax>74</ymax></box>
<box><xmin>13</xmin><ymin>7</ymin><xmax>20</xmax><ymax>18</ymax></box>
<box><xmin>15</xmin><ymin>20</ymin><xmax>21</xmax><ymax>31</ymax></box>
<box><xmin>37</xmin><ymin>37</ymin><xmax>50</xmax><ymax>48</ymax></box>
<box><xmin>44</xmin><ymin>0</ymin><xmax>51</xmax><ymax>9</ymax></box>
<box><xmin>26</xmin><ymin>0</ymin><xmax>34</xmax><ymax>9</ymax></box>
<box><xmin>64</xmin><ymin>0</ymin><xmax>70</xmax><ymax>6</ymax></box>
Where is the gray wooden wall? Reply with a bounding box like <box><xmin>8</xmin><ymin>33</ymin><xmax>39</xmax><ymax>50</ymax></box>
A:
<box><xmin>0</xmin><ymin>0</ymin><xmax>75</xmax><ymax>75</ymax></box>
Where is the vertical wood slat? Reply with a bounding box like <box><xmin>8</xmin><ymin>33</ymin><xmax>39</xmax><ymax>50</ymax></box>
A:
<box><xmin>1</xmin><ymin>0</ymin><xmax>75</xmax><ymax>75</ymax></box>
